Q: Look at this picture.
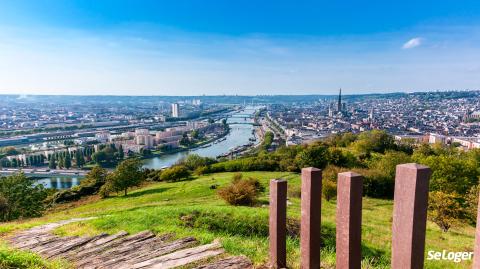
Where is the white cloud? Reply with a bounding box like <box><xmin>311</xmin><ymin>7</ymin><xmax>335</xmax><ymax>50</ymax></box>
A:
<box><xmin>402</xmin><ymin>37</ymin><xmax>423</xmax><ymax>49</ymax></box>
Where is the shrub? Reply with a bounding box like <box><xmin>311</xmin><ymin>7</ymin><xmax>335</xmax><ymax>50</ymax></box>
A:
<box><xmin>465</xmin><ymin>185</ymin><xmax>479</xmax><ymax>223</ymax></box>
<box><xmin>178</xmin><ymin>154</ymin><xmax>215</xmax><ymax>170</ymax></box>
<box><xmin>323</xmin><ymin>179</ymin><xmax>337</xmax><ymax>201</ymax></box>
<box><xmin>287</xmin><ymin>185</ymin><xmax>301</xmax><ymax>198</ymax></box>
<box><xmin>160</xmin><ymin>165</ymin><xmax>191</xmax><ymax>182</ymax></box>
<box><xmin>232</xmin><ymin>172</ymin><xmax>243</xmax><ymax>182</ymax></box>
<box><xmin>48</xmin><ymin>166</ymin><xmax>109</xmax><ymax>204</ymax></box>
<box><xmin>217</xmin><ymin>177</ymin><xmax>260</xmax><ymax>206</ymax></box>
<box><xmin>194</xmin><ymin>165</ymin><xmax>209</xmax><ymax>176</ymax></box>
<box><xmin>359</xmin><ymin>168</ymin><xmax>394</xmax><ymax>198</ymax></box>
<box><xmin>428</xmin><ymin>191</ymin><xmax>461</xmax><ymax>232</ymax></box>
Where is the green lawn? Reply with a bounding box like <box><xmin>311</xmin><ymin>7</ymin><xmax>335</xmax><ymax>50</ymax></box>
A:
<box><xmin>0</xmin><ymin>242</ymin><xmax>70</xmax><ymax>269</ymax></box>
<box><xmin>1</xmin><ymin>172</ymin><xmax>476</xmax><ymax>268</ymax></box>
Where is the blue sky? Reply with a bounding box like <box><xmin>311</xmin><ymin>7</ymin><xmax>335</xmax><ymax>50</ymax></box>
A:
<box><xmin>0</xmin><ymin>1</ymin><xmax>480</xmax><ymax>95</ymax></box>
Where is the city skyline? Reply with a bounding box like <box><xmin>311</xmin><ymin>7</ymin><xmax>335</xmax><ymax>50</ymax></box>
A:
<box><xmin>1</xmin><ymin>1</ymin><xmax>480</xmax><ymax>95</ymax></box>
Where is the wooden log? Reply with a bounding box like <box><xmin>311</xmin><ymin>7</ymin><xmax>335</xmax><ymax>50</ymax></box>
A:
<box><xmin>130</xmin><ymin>240</ymin><xmax>224</xmax><ymax>269</ymax></box>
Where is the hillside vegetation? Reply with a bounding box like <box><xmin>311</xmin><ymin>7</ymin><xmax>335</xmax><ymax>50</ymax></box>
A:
<box><xmin>1</xmin><ymin>171</ymin><xmax>476</xmax><ymax>268</ymax></box>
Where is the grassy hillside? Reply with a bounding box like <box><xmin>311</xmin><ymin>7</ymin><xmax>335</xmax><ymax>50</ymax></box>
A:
<box><xmin>1</xmin><ymin>172</ymin><xmax>476</xmax><ymax>268</ymax></box>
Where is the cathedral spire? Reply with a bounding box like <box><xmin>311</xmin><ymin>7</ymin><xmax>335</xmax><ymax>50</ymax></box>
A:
<box><xmin>337</xmin><ymin>88</ymin><xmax>342</xmax><ymax>112</ymax></box>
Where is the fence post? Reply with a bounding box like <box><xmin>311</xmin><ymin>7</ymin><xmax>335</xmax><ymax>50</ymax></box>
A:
<box><xmin>336</xmin><ymin>172</ymin><xmax>363</xmax><ymax>269</ymax></box>
<box><xmin>473</xmin><ymin>192</ymin><xmax>480</xmax><ymax>268</ymax></box>
<box><xmin>392</xmin><ymin>163</ymin><xmax>431</xmax><ymax>269</ymax></box>
<box><xmin>300</xmin><ymin>167</ymin><xmax>322</xmax><ymax>269</ymax></box>
<box><xmin>269</xmin><ymin>179</ymin><xmax>287</xmax><ymax>268</ymax></box>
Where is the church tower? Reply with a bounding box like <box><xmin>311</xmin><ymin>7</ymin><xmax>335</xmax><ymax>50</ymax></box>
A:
<box><xmin>337</xmin><ymin>88</ymin><xmax>342</xmax><ymax>112</ymax></box>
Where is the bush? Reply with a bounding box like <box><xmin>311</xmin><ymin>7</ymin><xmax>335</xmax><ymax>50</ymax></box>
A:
<box><xmin>287</xmin><ymin>185</ymin><xmax>301</xmax><ymax>198</ymax></box>
<box><xmin>217</xmin><ymin>176</ymin><xmax>260</xmax><ymax>206</ymax></box>
<box><xmin>323</xmin><ymin>179</ymin><xmax>337</xmax><ymax>201</ymax></box>
<box><xmin>160</xmin><ymin>165</ymin><xmax>191</xmax><ymax>182</ymax></box>
<box><xmin>194</xmin><ymin>165</ymin><xmax>209</xmax><ymax>176</ymax></box>
<box><xmin>359</xmin><ymin>168</ymin><xmax>394</xmax><ymax>198</ymax></box>
<box><xmin>178</xmin><ymin>154</ymin><xmax>215</xmax><ymax>171</ymax></box>
<box><xmin>465</xmin><ymin>185</ymin><xmax>479</xmax><ymax>223</ymax></box>
<box><xmin>428</xmin><ymin>191</ymin><xmax>461</xmax><ymax>232</ymax></box>
<box><xmin>0</xmin><ymin>173</ymin><xmax>48</xmax><ymax>221</ymax></box>
<box><xmin>48</xmin><ymin>166</ymin><xmax>109</xmax><ymax>204</ymax></box>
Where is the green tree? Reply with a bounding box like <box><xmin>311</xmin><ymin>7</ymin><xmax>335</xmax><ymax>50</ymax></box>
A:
<box><xmin>75</xmin><ymin>150</ymin><xmax>85</xmax><ymax>167</ymax></box>
<box><xmin>64</xmin><ymin>154</ymin><xmax>72</xmax><ymax>169</ymax></box>
<box><xmin>82</xmin><ymin>166</ymin><xmax>108</xmax><ymax>188</ymax></box>
<box><xmin>0</xmin><ymin>173</ymin><xmax>48</xmax><ymax>221</ymax></box>
<box><xmin>180</xmin><ymin>154</ymin><xmax>215</xmax><ymax>170</ymax></box>
<box><xmin>351</xmin><ymin>130</ymin><xmax>395</xmax><ymax>157</ymax></box>
<box><xmin>58</xmin><ymin>157</ymin><xmax>64</xmax><ymax>169</ymax></box>
<box><xmin>118</xmin><ymin>145</ymin><xmax>125</xmax><ymax>160</ymax></box>
<box><xmin>369</xmin><ymin>151</ymin><xmax>412</xmax><ymax>178</ymax></box>
<box><xmin>48</xmin><ymin>155</ymin><xmax>56</xmax><ymax>169</ymax></box>
<box><xmin>92</xmin><ymin>151</ymin><xmax>108</xmax><ymax>165</ymax></box>
<box><xmin>103</xmin><ymin>159</ymin><xmax>143</xmax><ymax>196</ymax></box>
<box><xmin>191</xmin><ymin>130</ymin><xmax>200</xmax><ymax>139</ymax></box>
<box><xmin>295</xmin><ymin>143</ymin><xmax>329</xmax><ymax>169</ymax></box>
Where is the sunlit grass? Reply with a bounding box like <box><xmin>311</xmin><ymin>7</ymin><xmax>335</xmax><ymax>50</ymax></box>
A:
<box><xmin>1</xmin><ymin>171</ymin><xmax>476</xmax><ymax>268</ymax></box>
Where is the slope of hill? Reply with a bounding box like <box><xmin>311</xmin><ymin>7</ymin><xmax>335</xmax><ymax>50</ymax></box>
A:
<box><xmin>1</xmin><ymin>172</ymin><xmax>476</xmax><ymax>268</ymax></box>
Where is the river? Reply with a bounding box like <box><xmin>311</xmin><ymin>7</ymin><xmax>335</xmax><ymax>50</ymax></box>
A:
<box><xmin>34</xmin><ymin>107</ymin><xmax>259</xmax><ymax>189</ymax></box>
<box><xmin>142</xmin><ymin>109</ymin><xmax>256</xmax><ymax>169</ymax></box>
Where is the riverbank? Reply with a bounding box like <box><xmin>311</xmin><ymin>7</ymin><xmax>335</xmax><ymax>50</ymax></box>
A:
<box><xmin>145</xmin><ymin>126</ymin><xmax>231</xmax><ymax>160</ymax></box>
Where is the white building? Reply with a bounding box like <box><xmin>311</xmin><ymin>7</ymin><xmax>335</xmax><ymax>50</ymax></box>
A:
<box><xmin>95</xmin><ymin>131</ymin><xmax>111</xmax><ymax>143</ymax></box>
<box><xmin>171</xmin><ymin>103</ymin><xmax>180</xmax><ymax>117</ymax></box>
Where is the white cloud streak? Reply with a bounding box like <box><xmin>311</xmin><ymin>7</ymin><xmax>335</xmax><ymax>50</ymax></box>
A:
<box><xmin>402</xmin><ymin>37</ymin><xmax>423</xmax><ymax>49</ymax></box>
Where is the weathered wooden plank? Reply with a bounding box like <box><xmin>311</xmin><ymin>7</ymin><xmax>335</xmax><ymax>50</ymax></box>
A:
<box><xmin>131</xmin><ymin>240</ymin><xmax>224</xmax><ymax>269</ymax></box>
<box><xmin>75</xmin><ymin>231</ymin><xmax>155</xmax><ymax>267</ymax></box>
<box><xmin>107</xmin><ymin>237</ymin><xmax>197</xmax><ymax>268</ymax></box>
<box><xmin>55</xmin><ymin>233</ymin><xmax>109</xmax><ymax>258</ymax></box>
<box><xmin>13</xmin><ymin>234</ymin><xmax>58</xmax><ymax>249</ymax></box>
<box><xmin>194</xmin><ymin>256</ymin><xmax>253</xmax><ymax>269</ymax></box>
<box><xmin>86</xmin><ymin>237</ymin><xmax>163</xmax><ymax>268</ymax></box>
<box><xmin>35</xmin><ymin>237</ymin><xmax>81</xmax><ymax>255</ymax></box>
<box><xmin>46</xmin><ymin>237</ymin><xmax>95</xmax><ymax>258</ymax></box>
<box><xmin>73</xmin><ymin>231</ymin><xmax>129</xmax><ymax>260</ymax></box>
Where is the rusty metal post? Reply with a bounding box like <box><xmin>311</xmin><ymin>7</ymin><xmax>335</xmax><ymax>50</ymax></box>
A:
<box><xmin>392</xmin><ymin>163</ymin><xmax>431</xmax><ymax>269</ymax></box>
<box><xmin>336</xmin><ymin>172</ymin><xmax>363</xmax><ymax>269</ymax></box>
<box><xmin>473</xmin><ymin>192</ymin><xmax>480</xmax><ymax>268</ymax></box>
<box><xmin>300</xmin><ymin>167</ymin><xmax>322</xmax><ymax>269</ymax></box>
<box><xmin>269</xmin><ymin>179</ymin><xmax>287</xmax><ymax>268</ymax></box>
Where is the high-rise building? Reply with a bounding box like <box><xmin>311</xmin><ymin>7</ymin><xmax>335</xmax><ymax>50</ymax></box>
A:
<box><xmin>171</xmin><ymin>103</ymin><xmax>179</xmax><ymax>117</ymax></box>
<box><xmin>337</xmin><ymin>88</ymin><xmax>342</xmax><ymax>112</ymax></box>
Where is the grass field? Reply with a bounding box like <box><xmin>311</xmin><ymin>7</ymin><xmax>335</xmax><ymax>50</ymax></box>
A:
<box><xmin>0</xmin><ymin>171</ymin><xmax>476</xmax><ymax>268</ymax></box>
